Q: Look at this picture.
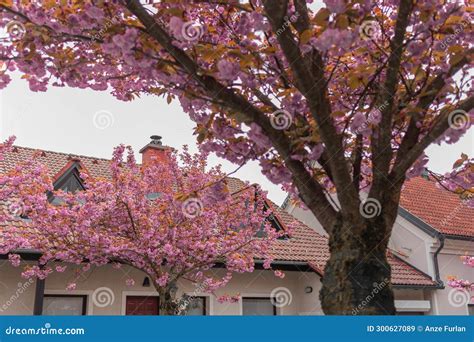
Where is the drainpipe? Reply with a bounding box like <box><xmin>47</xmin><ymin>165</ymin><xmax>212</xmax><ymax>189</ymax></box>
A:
<box><xmin>433</xmin><ymin>233</ymin><xmax>445</xmax><ymax>286</ymax></box>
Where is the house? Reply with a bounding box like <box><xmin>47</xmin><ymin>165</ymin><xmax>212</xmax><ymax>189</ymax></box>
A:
<box><xmin>0</xmin><ymin>138</ymin><xmax>438</xmax><ymax>315</ymax></box>
<box><xmin>284</xmin><ymin>176</ymin><xmax>474</xmax><ymax>315</ymax></box>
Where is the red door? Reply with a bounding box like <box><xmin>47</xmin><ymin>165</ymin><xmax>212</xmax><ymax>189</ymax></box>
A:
<box><xmin>125</xmin><ymin>296</ymin><xmax>159</xmax><ymax>315</ymax></box>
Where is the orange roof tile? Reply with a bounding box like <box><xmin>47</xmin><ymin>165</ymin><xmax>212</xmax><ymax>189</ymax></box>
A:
<box><xmin>400</xmin><ymin>177</ymin><xmax>473</xmax><ymax>238</ymax></box>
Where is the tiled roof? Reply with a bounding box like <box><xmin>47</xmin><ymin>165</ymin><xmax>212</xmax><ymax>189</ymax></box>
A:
<box><xmin>0</xmin><ymin>146</ymin><xmax>436</xmax><ymax>287</ymax></box>
<box><xmin>227</xmin><ymin>177</ymin><xmax>436</xmax><ymax>287</ymax></box>
<box><xmin>0</xmin><ymin>146</ymin><xmax>112</xmax><ymax>180</ymax></box>
<box><xmin>400</xmin><ymin>177</ymin><xmax>473</xmax><ymax>238</ymax></box>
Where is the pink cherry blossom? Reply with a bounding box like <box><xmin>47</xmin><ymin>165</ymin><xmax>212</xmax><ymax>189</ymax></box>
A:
<box><xmin>8</xmin><ymin>253</ymin><xmax>21</xmax><ymax>267</ymax></box>
<box><xmin>217</xmin><ymin>60</ymin><xmax>239</xmax><ymax>81</ymax></box>
<box><xmin>0</xmin><ymin>141</ymin><xmax>281</xmax><ymax>313</ymax></box>
<box><xmin>324</xmin><ymin>0</ymin><xmax>347</xmax><ymax>14</ymax></box>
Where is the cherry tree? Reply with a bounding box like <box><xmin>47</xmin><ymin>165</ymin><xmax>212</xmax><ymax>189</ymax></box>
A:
<box><xmin>0</xmin><ymin>0</ymin><xmax>472</xmax><ymax>314</ymax></box>
<box><xmin>0</xmin><ymin>139</ymin><xmax>280</xmax><ymax>315</ymax></box>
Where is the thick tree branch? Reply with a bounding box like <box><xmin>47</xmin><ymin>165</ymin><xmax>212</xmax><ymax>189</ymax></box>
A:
<box><xmin>293</xmin><ymin>0</ymin><xmax>311</xmax><ymax>33</ymax></box>
<box><xmin>391</xmin><ymin>95</ymin><xmax>474</xmax><ymax>180</ymax></box>
<box><xmin>394</xmin><ymin>49</ymin><xmax>473</xmax><ymax>168</ymax></box>
<box><xmin>371</xmin><ymin>0</ymin><xmax>413</xmax><ymax>195</ymax></box>
<box><xmin>352</xmin><ymin>134</ymin><xmax>363</xmax><ymax>192</ymax></box>
<box><xmin>262</xmin><ymin>0</ymin><xmax>359</xmax><ymax>215</ymax></box>
<box><xmin>123</xmin><ymin>0</ymin><xmax>339</xmax><ymax>231</ymax></box>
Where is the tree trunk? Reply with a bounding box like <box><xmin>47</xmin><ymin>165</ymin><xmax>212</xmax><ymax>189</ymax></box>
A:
<box><xmin>158</xmin><ymin>287</ymin><xmax>178</xmax><ymax>315</ymax></box>
<box><xmin>320</xmin><ymin>218</ymin><xmax>396</xmax><ymax>315</ymax></box>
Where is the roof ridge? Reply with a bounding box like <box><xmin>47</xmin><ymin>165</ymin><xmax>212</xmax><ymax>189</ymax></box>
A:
<box><xmin>11</xmin><ymin>145</ymin><xmax>112</xmax><ymax>162</ymax></box>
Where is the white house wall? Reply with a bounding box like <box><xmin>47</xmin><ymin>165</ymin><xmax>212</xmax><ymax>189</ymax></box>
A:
<box><xmin>285</xmin><ymin>202</ymin><xmax>474</xmax><ymax>316</ymax></box>
<box><xmin>0</xmin><ymin>261</ymin><xmax>321</xmax><ymax>316</ymax></box>
<box><xmin>0</xmin><ymin>260</ymin><xmax>435</xmax><ymax>316</ymax></box>
<box><xmin>286</xmin><ymin>204</ymin><xmax>328</xmax><ymax>237</ymax></box>
<box><xmin>430</xmin><ymin>238</ymin><xmax>474</xmax><ymax>315</ymax></box>
<box><xmin>388</xmin><ymin>215</ymin><xmax>436</xmax><ymax>277</ymax></box>
<box><xmin>287</xmin><ymin>203</ymin><xmax>436</xmax><ymax>277</ymax></box>
<box><xmin>0</xmin><ymin>261</ymin><xmax>36</xmax><ymax>315</ymax></box>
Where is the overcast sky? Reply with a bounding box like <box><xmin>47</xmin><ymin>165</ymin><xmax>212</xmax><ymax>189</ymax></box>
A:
<box><xmin>1</xmin><ymin>73</ymin><xmax>472</xmax><ymax>204</ymax></box>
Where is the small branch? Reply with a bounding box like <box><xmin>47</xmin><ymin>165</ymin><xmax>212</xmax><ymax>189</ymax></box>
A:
<box><xmin>391</xmin><ymin>95</ymin><xmax>474</xmax><ymax>180</ymax></box>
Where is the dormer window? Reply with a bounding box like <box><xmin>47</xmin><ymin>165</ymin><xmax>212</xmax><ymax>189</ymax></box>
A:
<box><xmin>145</xmin><ymin>192</ymin><xmax>161</xmax><ymax>200</ymax></box>
<box><xmin>256</xmin><ymin>204</ymin><xmax>289</xmax><ymax>240</ymax></box>
<box><xmin>48</xmin><ymin>162</ymin><xmax>85</xmax><ymax>204</ymax></box>
<box><xmin>54</xmin><ymin>165</ymin><xmax>85</xmax><ymax>193</ymax></box>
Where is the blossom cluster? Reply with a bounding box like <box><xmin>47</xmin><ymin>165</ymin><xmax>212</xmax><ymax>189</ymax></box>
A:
<box><xmin>0</xmin><ymin>0</ymin><xmax>471</xmax><ymax>203</ymax></box>
<box><xmin>0</xmin><ymin>138</ymin><xmax>281</xmax><ymax>296</ymax></box>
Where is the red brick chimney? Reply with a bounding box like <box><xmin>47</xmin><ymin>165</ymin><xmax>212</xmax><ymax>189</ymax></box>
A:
<box><xmin>139</xmin><ymin>135</ymin><xmax>171</xmax><ymax>166</ymax></box>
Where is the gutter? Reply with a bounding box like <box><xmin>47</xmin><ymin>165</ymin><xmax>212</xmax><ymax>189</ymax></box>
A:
<box><xmin>259</xmin><ymin>260</ymin><xmax>313</xmax><ymax>272</ymax></box>
<box><xmin>0</xmin><ymin>249</ymin><xmax>42</xmax><ymax>261</ymax></box>
<box><xmin>213</xmin><ymin>259</ymin><xmax>313</xmax><ymax>272</ymax></box>
<box><xmin>442</xmin><ymin>234</ymin><xmax>474</xmax><ymax>241</ymax></box>
<box><xmin>393</xmin><ymin>284</ymin><xmax>443</xmax><ymax>289</ymax></box>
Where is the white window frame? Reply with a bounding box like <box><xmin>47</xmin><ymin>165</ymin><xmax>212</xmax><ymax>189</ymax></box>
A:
<box><xmin>183</xmin><ymin>292</ymin><xmax>213</xmax><ymax>316</ymax></box>
<box><xmin>43</xmin><ymin>290</ymin><xmax>93</xmax><ymax>315</ymax></box>
<box><xmin>239</xmin><ymin>293</ymin><xmax>279</xmax><ymax>316</ymax></box>
<box><xmin>395</xmin><ymin>300</ymin><xmax>431</xmax><ymax>313</ymax></box>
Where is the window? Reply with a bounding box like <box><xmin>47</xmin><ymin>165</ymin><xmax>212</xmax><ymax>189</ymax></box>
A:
<box><xmin>255</xmin><ymin>213</ymin><xmax>288</xmax><ymax>239</ymax></box>
<box><xmin>54</xmin><ymin>166</ymin><xmax>85</xmax><ymax>193</ymax></box>
<box><xmin>48</xmin><ymin>164</ymin><xmax>85</xmax><ymax>205</ymax></box>
<box><xmin>468</xmin><ymin>305</ymin><xmax>474</xmax><ymax>316</ymax></box>
<box><xmin>145</xmin><ymin>192</ymin><xmax>161</xmax><ymax>200</ymax></box>
<box><xmin>255</xmin><ymin>203</ymin><xmax>288</xmax><ymax>240</ymax></box>
<box><xmin>183</xmin><ymin>297</ymin><xmax>207</xmax><ymax>316</ymax></box>
<box><xmin>280</xmin><ymin>195</ymin><xmax>291</xmax><ymax>211</ymax></box>
<box><xmin>59</xmin><ymin>172</ymin><xmax>83</xmax><ymax>192</ymax></box>
<box><xmin>43</xmin><ymin>295</ymin><xmax>87</xmax><ymax>315</ymax></box>
<box><xmin>242</xmin><ymin>297</ymin><xmax>277</xmax><ymax>316</ymax></box>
